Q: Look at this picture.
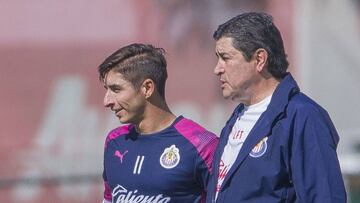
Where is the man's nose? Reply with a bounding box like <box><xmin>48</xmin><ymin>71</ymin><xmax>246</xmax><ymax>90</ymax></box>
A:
<box><xmin>214</xmin><ymin>60</ymin><xmax>224</xmax><ymax>75</ymax></box>
<box><xmin>103</xmin><ymin>91</ymin><xmax>113</xmax><ymax>108</ymax></box>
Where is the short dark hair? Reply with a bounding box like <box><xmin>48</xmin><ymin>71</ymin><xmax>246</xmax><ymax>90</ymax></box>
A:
<box><xmin>98</xmin><ymin>43</ymin><xmax>168</xmax><ymax>98</ymax></box>
<box><xmin>213</xmin><ymin>12</ymin><xmax>289</xmax><ymax>79</ymax></box>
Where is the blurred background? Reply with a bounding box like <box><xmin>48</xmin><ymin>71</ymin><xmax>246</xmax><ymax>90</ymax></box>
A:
<box><xmin>1</xmin><ymin>0</ymin><xmax>359</xmax><ymax>202</ymax></box>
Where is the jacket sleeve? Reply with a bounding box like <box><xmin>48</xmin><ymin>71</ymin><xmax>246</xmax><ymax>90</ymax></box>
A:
<box><xmin>291</xmin><ymin>108</ymin><xmax>346</xmax><ymax>202</ymax></box>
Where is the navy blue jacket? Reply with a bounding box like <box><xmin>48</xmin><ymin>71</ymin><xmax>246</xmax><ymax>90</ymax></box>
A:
<box><xmin>207</xmin><ymin>74</ymin><xmax>346</xmax><ymax>203</ymax></box>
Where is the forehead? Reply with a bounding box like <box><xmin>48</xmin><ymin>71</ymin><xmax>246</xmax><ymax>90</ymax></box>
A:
<box><xmin>103</xmin><ymin>70</ymin><xmax>129</xmax><ymax>85</ymax></box>
<box><xmin>215</xmin><ymin>37</ymin><xmax>239</xmax><ymax>54</ymax></box>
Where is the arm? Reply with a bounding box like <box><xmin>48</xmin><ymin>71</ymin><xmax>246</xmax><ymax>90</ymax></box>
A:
<box><xmin>291</xmin><ymin>109</ymin><xmax>346</xmax><ymax>202</ymax></box>
<box><xmin>103</xmin><ymin>170</ymin><xmax>112</xmax><ymax>202</ymax></box>
<box><xmin>195</xmin><ymin>134</ymin><xmax>219</xmax><ymax>190</ymax></box>
<box><xmin>103</xmin><ymin>199</ymin><xmax>111</xmax><ymax>203</ymax></box>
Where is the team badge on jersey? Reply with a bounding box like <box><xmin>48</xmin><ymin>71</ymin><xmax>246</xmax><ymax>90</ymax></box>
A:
<box><xmin>160</xmin><ymin>145</ymin><xmax>180</xmax><ymax>169</ymax></box>
<box><xmin>249</xmin><ymin>137</ymin><xmax>268</xmax><ymax>158</ymax></box>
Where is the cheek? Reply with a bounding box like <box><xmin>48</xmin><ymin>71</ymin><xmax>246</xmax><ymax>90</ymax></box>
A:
<box><xmin>113</xmin><ymin>93</ymin><xmax>132</xmax><ymax>106</ymax></box>
<box><xmin>126</xmin><ymin>94</ymin><xmax>145</xmax><ymax>109</ymax></box>
<box><xmin>227</xmin><ymin>66</ymin><xmax>242</xmax><ymax>83</ymax></box>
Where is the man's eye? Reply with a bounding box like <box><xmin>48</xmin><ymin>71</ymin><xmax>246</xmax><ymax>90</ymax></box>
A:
<box><xmin>110</xmin><ymin>87</ymin><xmax>121</xmax><ymax>93</ymax></box>
<box><xmin>221</xmin><ymin>56</ymin><xmax>229</xmax><ymax>61</ymax></box>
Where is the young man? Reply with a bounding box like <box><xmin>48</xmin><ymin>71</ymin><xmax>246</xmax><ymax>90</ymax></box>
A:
<box><xmin>98</xmin><ymin>43</ymin><xmax>218</xmax><ymax>203</ymax></box>
<box><xmin>206</xmin><ymin>12</ymin><xmax>347</xmax><ymax>202</ymax></box>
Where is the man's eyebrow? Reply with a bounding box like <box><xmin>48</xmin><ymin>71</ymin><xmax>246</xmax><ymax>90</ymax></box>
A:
<box><xmin>103</xmin><ymin>83</ymin><xmax>121</xmax><ymax>89</ymax></box>
<box><xmin>108</xmin><ymin>84</ymin><xmax>121</xmax><ymax>88</ymax></box>
<box><xmin>215</xmin><ymin>50</ymin><xmax>223</xmax><ymax>56</ymax></box>
<box><xmin>216</xmin><ymin>51</ymin><xmax>229</xmax><ymax>58</ymax></box>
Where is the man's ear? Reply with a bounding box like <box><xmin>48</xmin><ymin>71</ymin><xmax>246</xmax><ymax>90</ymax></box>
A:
<box><xmin>141</xmin><ymin>79</ymin><xmax>155</xmax><ymax>99</ymax></box>
<box><xmin>254</xmin><ymin>48</ymin><xmax>268</xmax><ymax>72</ymax></box>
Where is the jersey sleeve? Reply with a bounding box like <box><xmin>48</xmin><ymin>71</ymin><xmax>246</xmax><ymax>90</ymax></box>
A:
<box><xmin>103</xmin><ymin>131</ymin><xmax>112</xmax><ymax>202</ymax></box>
<box><xmin>291</xmin><ymin>108</ymin><xmax>346</xmax><ymax>202</ymax></box>
<box><xmin>194</xmin><ymin>131</ymin><xmax>219</xmax><ymax>189</ymax></box>
<box><xmin>102</xmin><ymin>199</ymin><xmax>111</xmax><ymax>203</ymax></box>
<box><xmin>102</xmin><ymin>124</ymin><xmax>131</xmax><ymax>201</ymax></box>
<box><xmin>103</xmin><ymin>160</ymin><xmax>112</xmax><ymax>201</ymax></box>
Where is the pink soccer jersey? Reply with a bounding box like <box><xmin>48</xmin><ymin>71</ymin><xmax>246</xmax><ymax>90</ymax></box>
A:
<box><xmin>102</xmin><ymin>116</ymin><xmax>218</xmax><ymax>203</ymax></box>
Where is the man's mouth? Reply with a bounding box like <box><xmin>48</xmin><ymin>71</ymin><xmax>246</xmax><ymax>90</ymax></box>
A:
<box><xmin>220</xmin><ymin>79</ymin><xmax>226</xmax><ymax>88</ymax></box>
<box><xmin>114</xmin><ymin>108</ymin><xmax>124</xmax><ymax>116</ymax></box>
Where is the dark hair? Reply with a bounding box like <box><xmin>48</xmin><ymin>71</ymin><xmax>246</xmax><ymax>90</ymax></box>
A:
<box><xmin>98</xmin><ymin>43</ymin><xmax>168</xmax><ymax>98</ymax></box>
<box><xmin>213</xmin><ymin>12</ymin><xmax>289</xmax><ymax>79</ymax></box>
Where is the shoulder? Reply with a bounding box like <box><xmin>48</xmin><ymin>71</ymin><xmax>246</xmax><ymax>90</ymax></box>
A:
<box><xmin>288</xmin><ymin>92</ymin><xmax>329</xmax><ymax>118</ymax></box>
<box><xmin>174</xmin><ymin>117</ymin><xmax>218</xmax><ymax>170</ymax></box>
<box><xmin>174</xmin><ymin>117</ymin><xmax>217</xmax><ymax>140</ymax></box>
<box><xmin>174</xmin><ymin>117</ymin><xmax>218</xmax><ymax>149</ymax></box>
<box><xmin>286</xmin><ymin>92</ymin><xmax>338</xmax><ymax>143</ymax></box>
<box><xmin>104</xmin><ymin>124</ymin><xmax>132</xmax><ymax>147</ymax></box>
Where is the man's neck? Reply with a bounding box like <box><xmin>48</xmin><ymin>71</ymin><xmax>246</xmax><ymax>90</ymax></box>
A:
<box><xmin>136</xmin><ymin>103</ymin><xmax>176</xmax><ymax>134</ymax></box>
<box><xmin>246</xmin><ymin>77</ymin><xmax>280</xmax><ymax>106</ymax></box>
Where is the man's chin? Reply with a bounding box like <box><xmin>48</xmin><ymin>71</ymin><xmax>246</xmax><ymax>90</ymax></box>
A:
<box><xmin>118</xmin><ymin>120</ymin><xmax>128</xmax><ymax>124</ymax></box>
<box><xmin>118</xmin><ymin>116</ymin><xmax>138</xmax><ymax>125</ymax></box>
<box><xmin>222</xmin><ymin>93</ymin><xmax>232</xmax><ymax>100</ymax></box>
<box><xmin>223</xmin><ymin>92</ymin><xmax>241</xmax><ymax>102</ymax></box>
<box><xmin>117</xmin><ymin>116</ymin><xmax>129</xmax><ymax>124</ymax></box>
